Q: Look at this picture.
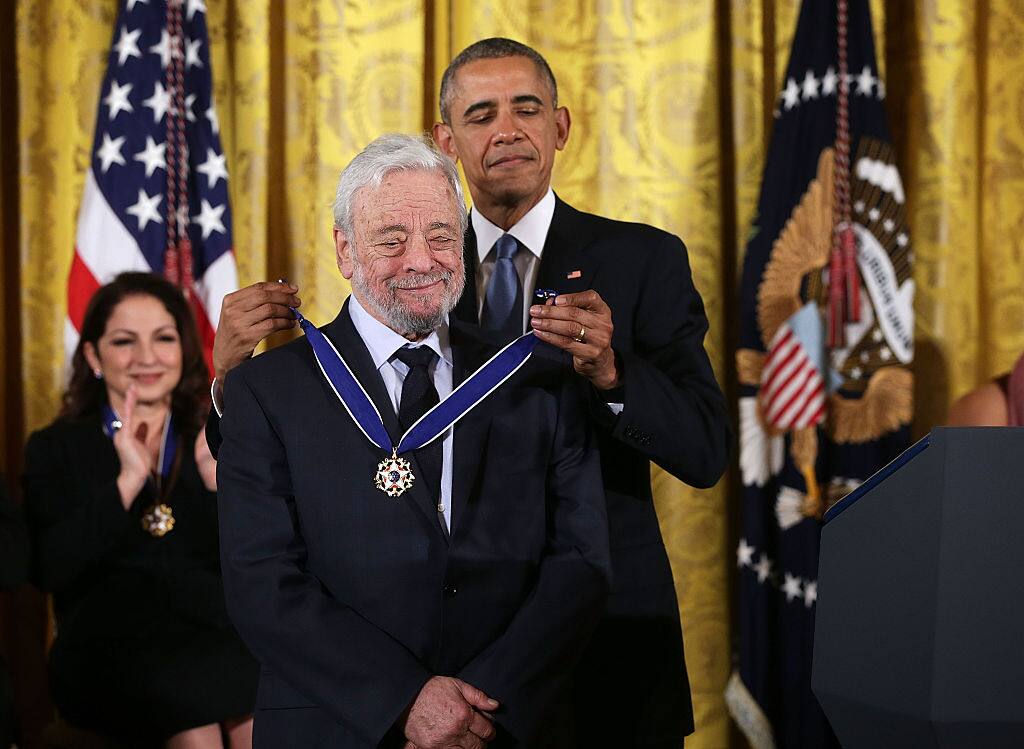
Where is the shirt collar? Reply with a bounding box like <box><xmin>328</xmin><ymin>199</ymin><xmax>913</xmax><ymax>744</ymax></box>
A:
<box><xmin>347</xmin><ymin>294</ymin><xmax>452</xmax><ymax>370</ymax></box>
<box><xmin>472</xmin><ymin>188</ymin><xmax>555</xmax><ymax>263</ymax></box>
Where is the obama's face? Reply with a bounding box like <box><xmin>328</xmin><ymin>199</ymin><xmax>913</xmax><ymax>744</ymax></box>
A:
<box><xmin>433</xmin><ymin>55</ymin><xmax>570</xmax><ymax>216</ymax></box>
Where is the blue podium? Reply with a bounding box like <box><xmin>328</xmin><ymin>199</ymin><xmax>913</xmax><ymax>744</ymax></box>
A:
<box><xmin>813</xmin><ymin>427</ymin><xmax>1024</xmax><ymax>747</ymax></box>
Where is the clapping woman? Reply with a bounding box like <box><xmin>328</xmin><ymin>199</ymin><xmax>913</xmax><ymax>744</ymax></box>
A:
<box><xmin>24</xmin><ymin>273</ymin><xmax>258</xmax><ymax>748</ymax></box>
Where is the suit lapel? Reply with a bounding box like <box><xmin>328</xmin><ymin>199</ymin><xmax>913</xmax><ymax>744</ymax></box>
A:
<box><xmin>535</xmin><ymin>195</ymin><xmax>600</xmax><ymax>296</ymax></box>
<box><xmin>453</xmin><ymin>226</ymin><xmax>480</xmax><ymax>326</ymax></box>
<box><xmin>449</xmin><ymin>321</ymin><xmax>495</xmax><ymax>535</ymax></box>
<box><xmin>321</xmin><ymin>301</ymin><xmax>402</xmax><ymax>441</ymax></box>
<box><xmin>321</xmin><ymin>301</ymin><xmax>449</xmax><ymax>543</ymax></box>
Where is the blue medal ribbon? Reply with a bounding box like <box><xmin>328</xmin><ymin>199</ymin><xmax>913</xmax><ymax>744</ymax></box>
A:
<box><xmin>293</xmin><ymin>308</ymin><xmax>537</xmax><ymax>455</ymax></box>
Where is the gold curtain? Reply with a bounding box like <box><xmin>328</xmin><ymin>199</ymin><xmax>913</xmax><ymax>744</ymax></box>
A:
<box><xmin>10</xmin><ymin>1</ymin><xmax>1024</xmax><ymax>747</ymax></box>
<box><xmin>885</xmin><ymin>2</ymin><xmax>1024</xmax><ymax>432</ymax></box>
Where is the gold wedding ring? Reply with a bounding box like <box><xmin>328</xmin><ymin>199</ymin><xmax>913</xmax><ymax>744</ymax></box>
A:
<box><xmin>574</xmin><ymin>326</ymin><xmax>587</xmax><ymax>344</ymax></box>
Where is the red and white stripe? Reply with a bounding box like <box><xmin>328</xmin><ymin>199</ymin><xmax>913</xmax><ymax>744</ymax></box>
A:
<box><xmin>191</xmin><ymin>248</ymin><xmax>236</xmax><ymax>367</ymax></box>
<box><xmin>759</xmin><ymin>327</ymin><xmax>825</xmax><ymax>431</ymax></box>
<box><xmin>66</xmin><ymin>170</ymin><xmax>152</xmax><ymax>359</ymax></box>
<box><xmin>65</xmin><ymin>169</ymin><xmax>236</xmax><ymax>373</ymax></box>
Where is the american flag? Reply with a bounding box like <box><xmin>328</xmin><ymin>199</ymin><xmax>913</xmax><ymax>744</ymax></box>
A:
<box><xmin>67</xmin><ymin>0</ymin><xmax>236</xmax><ymax>373</ymax></box>
<box><xmin>730</xmin><ymin>1</ymin><xmax>912</xmax><ymax>746</ymax></box>
<box><xmin>760</xmin><ymin>304</ymin><xmax>826</xmax><ymax>431</ymax></box>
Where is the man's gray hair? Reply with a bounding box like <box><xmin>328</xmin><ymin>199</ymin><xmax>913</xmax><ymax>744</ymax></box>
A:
<box><xmin>332</xmin><ymin>133</ymin><xmax>467</xmax><ymax>238</ymax></box>
<box><xmin>439</xmin><ymin>37</ymin><xmax>558</xmax><ymax>125</ymax></box>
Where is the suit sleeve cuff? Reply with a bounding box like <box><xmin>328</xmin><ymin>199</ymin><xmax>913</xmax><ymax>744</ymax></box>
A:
<box><xmin>210</xmin><ymin>377</ymin><xmax>224</xmax><ymax>418</ymax></box>
<box><xmin>594</xmin><ymin>353</ymin><xmax>626</xmax><ymax>416</ymax></box>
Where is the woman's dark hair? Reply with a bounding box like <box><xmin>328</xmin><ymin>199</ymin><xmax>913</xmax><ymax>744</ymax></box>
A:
<box><xmin>61</xmin><ymin>272</ymin><xmax>209</xmax><ymax>436</ymax></box>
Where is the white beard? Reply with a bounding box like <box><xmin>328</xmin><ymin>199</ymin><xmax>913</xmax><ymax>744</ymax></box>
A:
<box><xmin>351</xmin><ymin>261</ymin><xmax>464</xmax><ymax>338</ymax></box>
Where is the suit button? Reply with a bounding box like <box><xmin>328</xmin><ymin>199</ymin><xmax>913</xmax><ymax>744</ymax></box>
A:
<box><xmin>443</xmin><ymin>584</ymin><xmax>458</xmax><ymax>598</ymax></box>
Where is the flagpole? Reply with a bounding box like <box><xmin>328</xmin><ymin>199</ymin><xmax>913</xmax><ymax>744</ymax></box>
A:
<box><xmin>164</xmin><ymin>0</ymin><xmax>193</xmax><ymax>294</ymax></box>
<box><xmin>828</xmin><ymin>0</ymin><xmax>861</xmax><ymax>349</ymax></box>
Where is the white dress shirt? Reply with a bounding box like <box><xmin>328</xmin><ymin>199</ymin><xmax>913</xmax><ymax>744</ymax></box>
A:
<box><xmin>472</xmin><ymin>188</ymin><xmax>555</xmax><ymax>332</ymax></box>
<box><xmin>348</xmin><ymin>295</ymin><xmax>455</xmax><ymax>531</ymax></box>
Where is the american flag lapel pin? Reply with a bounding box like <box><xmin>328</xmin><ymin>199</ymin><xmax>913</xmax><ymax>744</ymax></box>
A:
<box><xmin>566</xmin><ymin>269</ymin><xmax>582</xmax><ymax>279</ymax></box>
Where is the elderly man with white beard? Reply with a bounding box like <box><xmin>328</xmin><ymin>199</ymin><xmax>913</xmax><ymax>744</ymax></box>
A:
<box><xmin>215</xmin><ymin>134</ymin><xmax>610</xmax><ymax>749</ymax></box>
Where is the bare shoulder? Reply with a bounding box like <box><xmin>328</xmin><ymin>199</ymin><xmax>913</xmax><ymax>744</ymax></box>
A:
<box><xmin>947</xmin><ymin>380</ymin><xmax>1010</xmax><ymax>426</ymax></box>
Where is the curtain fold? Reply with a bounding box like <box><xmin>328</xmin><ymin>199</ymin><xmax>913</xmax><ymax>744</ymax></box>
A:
<box><xmin>10</xmin><ymin>1</ymin><xmax>1024</xmax><ymax>746</ymax></box>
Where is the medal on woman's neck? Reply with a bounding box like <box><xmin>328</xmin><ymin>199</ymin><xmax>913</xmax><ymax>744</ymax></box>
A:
<box><xmin>102</xmin><ymin>404</ymin><xmax>179</xmax><ymax>537</ymax></box>
<box><xmin>293</xmin><ymin>308</ymin><xmax>537</xmax><ymax>498</ymax></box>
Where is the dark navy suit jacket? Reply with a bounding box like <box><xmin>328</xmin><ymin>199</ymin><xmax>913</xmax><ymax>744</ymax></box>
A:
<box><xmin>216</xmin><ymin>302</ymin><xmax>610</xmax><ymax>748</ymax></box>
<box><xmin>455</xmin><ymin>196</ymin><xmax>730</xmax><ymax>744</ymax></box>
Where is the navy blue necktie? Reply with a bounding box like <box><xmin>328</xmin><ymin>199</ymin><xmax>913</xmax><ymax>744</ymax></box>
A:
<box><xmin>394</xmin><ymin>346</ymin><xmax>441</xmax><ymax>501</ymax></box>
<box><xmin>481</xmin><ymin>234</ymin><xmax>524</xmax><ymax>343</ymax></box>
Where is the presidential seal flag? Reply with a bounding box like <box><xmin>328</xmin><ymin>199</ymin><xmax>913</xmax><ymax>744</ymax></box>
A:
<box><xmin>66</xmin><ymin>0</ymin><xmax>237</xmax><ymax>372</ymax></box>
<box><xmin>728</xmin><ymin>1</ymin><xmax>913</xmax><ymax>746</ymax></box>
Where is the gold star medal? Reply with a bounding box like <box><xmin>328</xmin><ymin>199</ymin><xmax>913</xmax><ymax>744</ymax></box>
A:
<box><xmin>141</xmin><ymin>503</ymin><xmax>175</xmax><ymax>537</ymax></box>
<box><xmin>374</xmin><ymin>451</ymin><xmax>415</xmax><ymax>497</ymax></box>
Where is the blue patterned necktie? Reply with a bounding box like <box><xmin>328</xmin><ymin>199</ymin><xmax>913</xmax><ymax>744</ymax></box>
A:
<box><xmin>480</xmin><ymin>233</ymin><xmax>524</xmax><ymax>343</ymax></box>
